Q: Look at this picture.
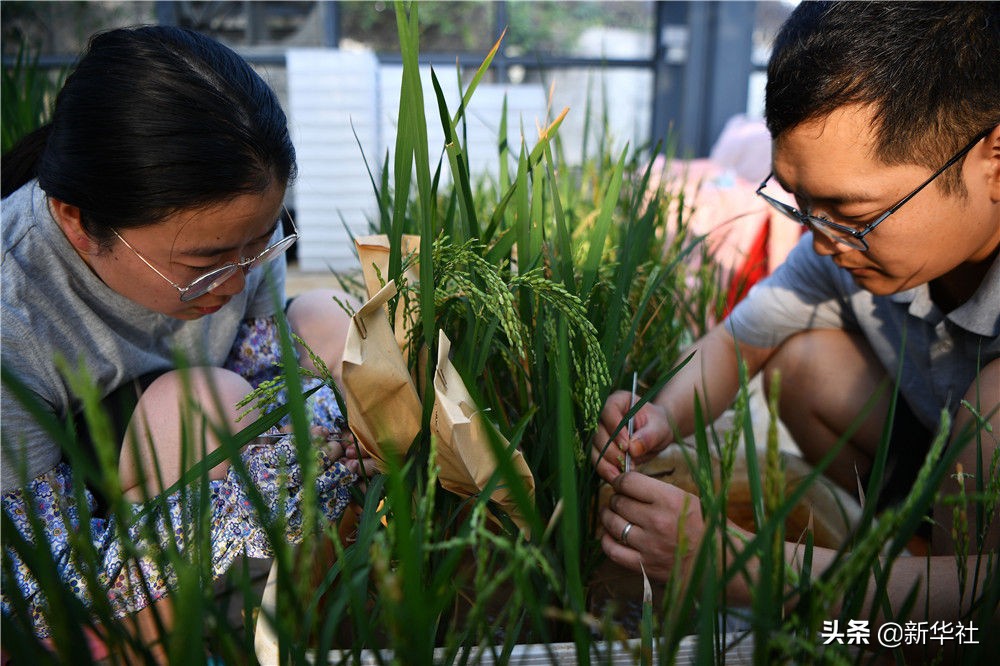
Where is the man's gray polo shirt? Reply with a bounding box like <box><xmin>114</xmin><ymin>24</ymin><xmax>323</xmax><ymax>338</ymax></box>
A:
<box><xmin>727</xmin><ymin>233</ymin><xmax>1000</xmax><ymax>432</ymax></box>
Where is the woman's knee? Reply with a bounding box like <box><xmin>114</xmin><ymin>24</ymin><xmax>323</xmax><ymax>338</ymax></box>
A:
<box><xmin>119</xmin><ymin>367</ymin><xmax>252</xmax><ymax>499</ymax></box>
<box><xmin>134</xmin><ymin>366</ymin><xmax>253</xmax><ymax>429</ymax></box>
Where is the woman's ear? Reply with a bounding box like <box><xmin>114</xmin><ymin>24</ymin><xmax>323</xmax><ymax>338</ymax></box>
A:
<box><xmin>48</xmin><ymin>198</ymin><xmax>99</xmax><ymax>254</ymax></box>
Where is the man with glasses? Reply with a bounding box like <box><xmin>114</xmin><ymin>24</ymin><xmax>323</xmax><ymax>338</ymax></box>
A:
<box><xmin>594</xmin><ymin>1</ymin><xmax>998</xmax><ymax>650</ymax></box>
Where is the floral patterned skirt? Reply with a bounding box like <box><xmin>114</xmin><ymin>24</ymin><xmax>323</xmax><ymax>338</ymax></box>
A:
<box><xmin>2</xmin><ymin>435</ymin><xmax>354</xmax><ymax>639</ymax></box>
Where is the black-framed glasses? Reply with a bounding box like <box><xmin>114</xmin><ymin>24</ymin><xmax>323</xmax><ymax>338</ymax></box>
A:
<box><xmin>756</xmin><ymin>128</ymin><xmax>992</xmax><ymax>251</ymax></box>
<box><xmin>113</xmin><ymin>206</ymin><xmax>299</xmax><ymax>302</ymax></box>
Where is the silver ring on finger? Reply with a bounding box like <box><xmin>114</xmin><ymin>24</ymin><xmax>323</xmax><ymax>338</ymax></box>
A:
<box><xmin>619</xmin><ymin>521</ymin><xmax>634</xmax><ymax>546</ymax></box>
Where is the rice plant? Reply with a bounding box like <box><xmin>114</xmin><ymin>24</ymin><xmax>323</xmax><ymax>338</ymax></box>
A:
<box><xmin>0</xmin><ymin>43</ymin><xmax>64</xmax><ymax>154</ymax></box>
<box><xmin>3</xmin><ymin>2</ymin><xmax>997</xmax><ymax>664</ymax></box>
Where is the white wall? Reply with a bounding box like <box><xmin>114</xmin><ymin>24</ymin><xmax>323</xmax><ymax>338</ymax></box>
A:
<box><xmin>287</xmin><ymin>49</ymin><xmax>549</xmax><ymax>272</ymax></box>
<box><xmin>287</xmin><ymin>49</ymin><xmax>380</xmax><ymax>271</ymax></box>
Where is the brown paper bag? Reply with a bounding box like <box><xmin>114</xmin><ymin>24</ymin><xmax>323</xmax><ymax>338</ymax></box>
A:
<box><xmin>341</xmin><ymin>281</ymin><xmax>422</xmax><ymax>468</ymax></box>
<box><xmin>355</xmin><ymin>234</ymin><xmax>422</xmax><ymax>358</ymax></box>
<box><xmin>431</xmin><ymin>330</ymin><xmax>536</xmax><ymax>533</ymax></box>
<box><xmin>355</xmin><ymin>234</ymin><xmax>421</xmax><ymax>298</ymax></box>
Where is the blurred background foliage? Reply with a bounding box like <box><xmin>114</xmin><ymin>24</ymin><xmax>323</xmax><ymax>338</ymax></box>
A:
<box><xmin>1</xmin><ymin>1</ymin><xmax>655</xmax><ymax>57</ymax></box>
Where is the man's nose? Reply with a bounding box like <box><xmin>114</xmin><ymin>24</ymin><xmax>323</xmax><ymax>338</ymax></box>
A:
<box><xmin>810</xmin><ymin>230</ymin><xmax>850</xmax><ymax>257</ymax></box>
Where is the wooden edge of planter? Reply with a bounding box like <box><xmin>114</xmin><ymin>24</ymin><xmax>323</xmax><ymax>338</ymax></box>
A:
<box><xmin>254</xmin><ymin>561</ymin><xmax>756</xmax><ymax>665</ymax></box>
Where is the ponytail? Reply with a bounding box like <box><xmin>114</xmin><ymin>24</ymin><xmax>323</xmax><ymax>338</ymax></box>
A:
<box><xmin>2</xmin><ymin>124</ymin><xmax>52</xmax><ymax>198</ymax></box>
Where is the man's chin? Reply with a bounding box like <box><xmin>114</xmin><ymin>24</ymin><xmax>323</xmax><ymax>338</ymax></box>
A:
<box><xmin>846</xmin><ymin>269</ymin><xmax>903</xmax><ymax>296</ymax></box>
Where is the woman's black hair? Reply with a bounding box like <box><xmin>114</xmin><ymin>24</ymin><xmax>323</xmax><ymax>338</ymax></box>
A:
<box><xmin>1</xmin><ymin>25</ymin><xmax>296</xmax><ymax>241</ymax></box>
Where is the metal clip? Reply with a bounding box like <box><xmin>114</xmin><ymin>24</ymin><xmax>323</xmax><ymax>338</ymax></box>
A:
<box><xmin>353</xmin><ymin>316</ymin><xmax>368</xmax><ymax>340</ymax></box>
<box><xmin>624</xmin><ymin>371</ymin><xmax>637</xmax><ymax>473</ymax></box>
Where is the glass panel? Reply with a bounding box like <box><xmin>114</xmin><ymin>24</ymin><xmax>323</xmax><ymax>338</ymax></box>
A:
<box><xmin>2</xmin><ymin>1</ymin><xmax>157</xmax><ymax>56</ymax></box>
<box><xmin>505</xmin><ymin>1</ymin><xmax>654</xmax><ymax>58</ymax></box>
<box><xmin>339</xmin><ymin>1</ymin><xmax>654</xmax><ymax>59</ymax></box>
<box><xmin>746</xmin><ymin>1</ymin><xmax>796</xmax><ymax>118</ymax></box>
<box><xmin>340</xmin><ymin>1</ymin><xmax>494</xmax><ymax>53</ymax></box>
<box><xmin>1</xmin><ymin>1</ymin><xmax>330</xmax><ymax>55</ymax></box>
<box><xmin>167</xmin><ymin>1</ymin><xmax>325</xmax><ymax>48</ymax></box>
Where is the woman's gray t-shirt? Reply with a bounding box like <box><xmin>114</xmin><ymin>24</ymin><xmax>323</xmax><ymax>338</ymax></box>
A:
<box><xmin>1</xmin><ymin>181</ymin><xmax>286</xmax><ymax>490</ymax></box>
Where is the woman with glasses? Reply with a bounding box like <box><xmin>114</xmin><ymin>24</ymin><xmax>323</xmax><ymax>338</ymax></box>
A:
<box><xmin>594</xmin><ymin>1</ymin><xmax>999</xmax><ymax>655</ymax></box>
<box><xmin>1</xmin><ymin>26</ymin><xmax>366</xmax><ymax>658</ymax></box>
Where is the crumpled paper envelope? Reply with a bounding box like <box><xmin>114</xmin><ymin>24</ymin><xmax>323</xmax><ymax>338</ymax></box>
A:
<box><xmin>431</xmin><ymin>330</ymin><xmax>535</xmax><ymax>533</ymax></box>
<box><xmin>341</xmin><ymin>280</ymin><xmax>422</xmax><ymax>466</ymax></box>
<box><xmin>355</xmin><ymin>234</ymin><xmax>421</xmax><ymax>358</ymax></box>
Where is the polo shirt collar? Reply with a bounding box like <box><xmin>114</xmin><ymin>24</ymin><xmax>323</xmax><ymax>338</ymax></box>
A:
<box><xmin>890</xmin><ymin>250</ymin><xmax>1000</xmax><ymax>337</ymax></box>
<box><xmin>951</xmin><ymin>249</ymin><xmax>1000</xmax><ymax>337</ymax></box>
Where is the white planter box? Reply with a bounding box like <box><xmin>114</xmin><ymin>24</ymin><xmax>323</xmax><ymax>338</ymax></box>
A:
<box><xmin>254</xmin><ymin>561</ymin><xmax>754</xmax><ymax>665</ymax></box>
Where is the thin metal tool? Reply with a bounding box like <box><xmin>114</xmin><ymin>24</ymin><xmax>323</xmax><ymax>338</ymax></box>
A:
<box><xmin>624</xmin><ymin>371</ymin><xmax>637</xmax><ymax>473</ymax></box>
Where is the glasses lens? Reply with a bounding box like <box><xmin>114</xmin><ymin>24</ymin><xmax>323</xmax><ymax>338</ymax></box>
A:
<box><xmin>180</xmin><ymin>265</ymin><xmax>239</xmax><ymax>302</ymax></box>
<box><xmin>252</xmin><ymin>234</ymin><xmax>297</xmax><ymax>268</ymax></box>
<box><xmin>835</xmin><ymin>235</ymin><xmax>867</xmax><ymax>251</ymax></box>
<box><xmin>760</xmin><ymin>194</ymin><xmax>804</xmax><ymax>223</ymax></box>
<box><xmin>759</xmin><ymin>180</ymin><xmax>871</xmax><ymax>251</ymax></box>
<box><xmin>178</xmin><ymin>233</ymin><xmax>297</xmax><ymax>302</ymax></box>
<box><xmin>808</xmin><ymin>218</ymin><xmax>867</xmax><ymax>251</ymax></box>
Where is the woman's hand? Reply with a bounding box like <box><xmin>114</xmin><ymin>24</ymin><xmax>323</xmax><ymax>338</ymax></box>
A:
<box><xmin>310</xmin><ymin>422</ymin><xmax>377</xmax><ymax>480</ymax></box>
<box><xmin>340</xmin><ymin>437</ymin><xmax>377</xmax><ymax>483</ymax></box>
<box><xmin>599</xmin><ymin>471</ymin><xmax>707</xmax><ymax>584</ymax></box>
<box><xmin>313</xmin><ymin>423</ymin><xmax>377</xmax><ymax>517</ymax></box>
<box><xmin>591</xmin><ymin>390</ymin><xmax>674</xmax><ymax>483</ymax></box>
<box><xmin>276</xmin><ymin>424</ymin><xmax>377</xmax><ymax>483</ymax></box>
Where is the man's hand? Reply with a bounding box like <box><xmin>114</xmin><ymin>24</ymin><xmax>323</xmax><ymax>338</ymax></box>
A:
<box><xmin>591</xmin><ymin>390</ymin><xmax>674</xmax><ymax>482</ymax></box>
<box><xmin>599</xmin><ymin>471</ymin><xmax>708</xmax><ymax>584</ymax></box>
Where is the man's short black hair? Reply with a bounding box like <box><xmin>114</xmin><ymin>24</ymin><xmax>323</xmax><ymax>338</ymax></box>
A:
<box><xmin>766</xmin><ymin>1</ymin><xmax>1000</xmax><ymax>194</ymax></box>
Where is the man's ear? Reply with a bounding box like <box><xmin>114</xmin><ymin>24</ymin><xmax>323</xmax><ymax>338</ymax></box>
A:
<box><xmin>48</xmin><ymin>198</ymin><xmax>99</xmax><ymax>254</ymax></box>
<box><xmin>984</xmin><ymin>125</ymin><xmax>1000</xmax><ymax>204</ymax></box>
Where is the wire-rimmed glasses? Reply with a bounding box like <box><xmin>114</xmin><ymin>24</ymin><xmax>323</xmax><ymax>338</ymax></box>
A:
<box><xmin>756</xmin><ymin>128</ymin><xmax>991</xmax><ymax>251</ymax></box>
<box><xmin>113</xmin><ymin>206</ymin><xmax>298</xmax><ymax>302</ymax></box>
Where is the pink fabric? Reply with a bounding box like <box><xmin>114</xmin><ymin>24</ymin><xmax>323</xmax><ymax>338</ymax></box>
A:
<box><xmin>708</xmin><ymin>114</ymin><xmax>774</xmax><ymax>184</ymax></box>
<box><xmin>648</xmin><ymin>116</ymin><xmax>801</xmax><ymax>315</ymax></box>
